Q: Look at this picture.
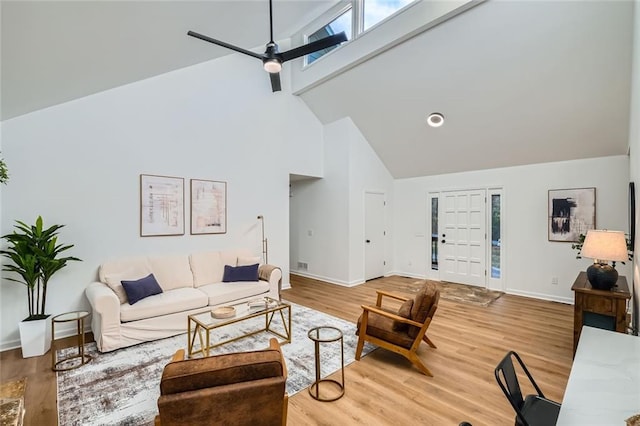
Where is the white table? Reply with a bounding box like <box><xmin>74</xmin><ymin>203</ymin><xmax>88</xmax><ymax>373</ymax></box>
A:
<box><xmin>557</xmin><ymin>326</ymin><xmax>640</xmax><ymax>425</ymax></box>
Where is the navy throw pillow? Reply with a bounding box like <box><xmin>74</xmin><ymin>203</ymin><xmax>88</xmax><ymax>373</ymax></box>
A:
<box><xmin>121</xmin><ymin>274</ymin><xmax>163</xmax><ymax>304</ymax></box>
<box><xmin>222</xmin><ymin>264</ymin><xmax>259</xmax><ymax>282</ymax></box>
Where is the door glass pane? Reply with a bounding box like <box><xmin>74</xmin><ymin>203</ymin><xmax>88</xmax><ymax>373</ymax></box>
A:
<box><xmin>306</xmin><ymin>9</ymin><xmax>352</xmax><ymax>65</ymax></box>
<box><xmin>431</xmin><ymin>197</ymin><xmax>438</xmax><ymax>270</ymax></box>
<box><xmin>491</xmin><ymin>194</ymin><xmax>501</xmax><ymax>278</ymax></box>
<box><xmin>364</xmin><ymin>0</ymin><xmax>414</xmax><ymax>31</ymax></box>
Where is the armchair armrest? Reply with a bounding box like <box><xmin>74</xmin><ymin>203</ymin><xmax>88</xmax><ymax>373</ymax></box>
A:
<box><xmin>375</xmin><ymin>289</ymin><xmax>410</xmax><ymax>307</ymax></box>
<box><xmin>171</xmin><ymin>349</ymin><xmax>185</xmax><ymax>363</ymax></box>
<box><xmin>361</xmin><ymin>304</ymin><xmax>424</xmax><ymax>328</ymax></box>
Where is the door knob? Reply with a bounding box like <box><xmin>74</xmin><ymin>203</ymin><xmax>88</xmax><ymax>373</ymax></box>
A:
<box><xmin>441</xmin><ymin>239</ymin><xmax>445</xmax><ymax>243</ymax></box>
<box><xmin>366</xmin><ymin>239</ymin><xmax>371</xmax><ymax>243</ymax></box>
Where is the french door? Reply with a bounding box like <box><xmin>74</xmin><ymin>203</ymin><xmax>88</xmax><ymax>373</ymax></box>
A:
<box><xmin>439</xmin><ymin>189</ymin><xmax>487</xmax><ymax>286</ymax></box>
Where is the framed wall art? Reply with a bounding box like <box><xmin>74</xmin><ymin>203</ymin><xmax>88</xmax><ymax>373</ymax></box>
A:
<box><xmin>140</xmin><ymin>174</ymin><xmax>185</xmax><ymax>237</ymax></box>
<box><xmin>191</xmin><ymin>179</ymin><xmax>227</xmax><ymax>235</ymax></box>
<box><xmin>548</xmin><ymin>187</ymin><xmax>596</xmax><ymax>242</ymax></box>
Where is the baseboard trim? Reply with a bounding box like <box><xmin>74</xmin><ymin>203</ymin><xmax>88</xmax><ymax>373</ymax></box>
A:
<box><xmin>386</xmin><ymin>270</ymin><xmax>427</xmax><ymax>280</ymax></box>
<box><xmin>289</xmin><ymin>270</ymin><xmax>362</xmax><ymax>287</ymax></box>
<box><xmin>506</xmin><ymin>289</ymin><xmax>573</xmax><ymax>305</ymax></box>
<box><xmin>1</xmin><ymin>323</ymin><xmax>92</xmax><ymax>353</ymax></box>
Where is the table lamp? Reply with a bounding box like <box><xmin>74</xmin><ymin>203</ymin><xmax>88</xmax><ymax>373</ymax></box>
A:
<box><xmin>580</xmin><ymin>230</ymin><xmax>628</xmax><ymax>290</ymax></box>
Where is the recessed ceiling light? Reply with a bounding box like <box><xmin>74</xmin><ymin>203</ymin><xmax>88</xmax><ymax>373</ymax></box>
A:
<box><xmin>427</xmin><ymin>112</ymin><xmax>444</xmax><ymax>127</ymax></box>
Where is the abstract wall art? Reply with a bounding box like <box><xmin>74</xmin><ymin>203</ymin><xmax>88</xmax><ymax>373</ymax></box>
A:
<box><xmin>140</xmin><ymin>174</ymin><xmax>185</xmax><ymax>236</ymax></box>
<box><xmin>190</xmin><ymin>179</ymin><xmax>227</xmax><ymax>235</ymax></box>
<box><xmin>548</xmin><ymin>187</ymin><xmax>596</xmax><ymax>242</ymax></box>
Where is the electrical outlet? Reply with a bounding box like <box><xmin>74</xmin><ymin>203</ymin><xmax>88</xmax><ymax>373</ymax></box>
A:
<box><xmin>551</xmin><ymin>277</ymin><xmax>558</xmax><ymax>285</ymax></box>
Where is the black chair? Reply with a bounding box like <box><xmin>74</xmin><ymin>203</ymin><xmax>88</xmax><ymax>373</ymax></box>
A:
<box><xmin>494</xmin><ymin>351</ymin><xmax>561</xmax><ymax>426</ymax></box>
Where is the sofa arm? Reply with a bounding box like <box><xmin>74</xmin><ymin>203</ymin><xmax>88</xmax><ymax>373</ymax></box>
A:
<box><xmin>85</xmin><ymin>281</ymin><xmax>122</xmax><ymax>352</ymax></box>
<box><xmin>259</xmin><ymin>264</ymin><xmax>282</xmax><ymax>300</ymax></box>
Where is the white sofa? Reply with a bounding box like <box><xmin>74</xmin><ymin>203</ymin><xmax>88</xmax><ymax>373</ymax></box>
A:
<box><xmin>85</xmin><ymin>249</ymin><xmax>282</xmax><ymax>352</ymax></box>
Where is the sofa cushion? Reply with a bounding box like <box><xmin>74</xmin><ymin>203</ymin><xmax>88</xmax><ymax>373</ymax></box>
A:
<box><xmin>356</xmin><ymin>311</ymin><xmax>414</xmax><ymax>349</ymax></box>
<box><xmin>222</xmin><ymin>264</ymin><xmax>259</xmax><ymax>282</ymax></box>
<box><xmin>120</xmin><ymin>288</ymin><xmax>208</xmax><ymax>322</ymax></box>
<box><xmin>198</xmin><ymin>282</ymin><xmax>270</xmax><ymax>306</ymax></box>
<box><xmin>103</xmin><ymin>269</ymin><xmax>151</xmax><ymax>304</ymax></box>
<box><xmin>237</xmin><ymin>256</ymin><xmax>261</xmax><ymax>266</ymax></box>
<box><xmin>409</xmin><ymin>281</ymin><xmax>438</xmax><ymax>338</ymax></box>
<box><xmin>148</xmin><ymin>255</ymin><xmax>193</xmax><ymax>291</ymax></box>
<box><xmin>392</xmin><ymin>298</ymin><xmax>414</xmax><ymax>332</ymax></box>
<box><xmin>100</xmin><ymin>257</ymin><xmax>152</xmax><ymax>300</ymax></box>
<box><xmin>121</xmin><ymin>274</ymin><xmax>163</xmax><ymax>305</ymax></box>
<box><xmin>190</xmin><ymin>252</ymin><xmax>224</xmax><ymax>287</ymax></box>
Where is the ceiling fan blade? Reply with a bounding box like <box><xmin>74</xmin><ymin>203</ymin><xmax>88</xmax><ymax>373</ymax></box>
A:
<box><xmin>269</xmin><ymin>72</ymin><xmax>282</xmax><ymax>92</ymax></box>
<box><xmin>187</xmin><ymin>31</ymin><xmax>264</xmax><ymax>60</ymax></box>
<box><xmin>280</xmin><ymin>32</ymin><xmax>348</xmax><ymax>62</ymax></box>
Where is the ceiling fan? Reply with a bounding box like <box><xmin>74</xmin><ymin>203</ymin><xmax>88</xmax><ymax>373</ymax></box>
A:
<box><xmin>187</xmin><ymin>0</ymin><xmax>347</xmax><ymax>92</ymax></box>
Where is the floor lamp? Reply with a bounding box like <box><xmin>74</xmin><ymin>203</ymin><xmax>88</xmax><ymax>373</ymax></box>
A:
<box><xmin>257</xmin><ymin>215</ymin><xmax>268</xmax><ymax>264</ymax></box>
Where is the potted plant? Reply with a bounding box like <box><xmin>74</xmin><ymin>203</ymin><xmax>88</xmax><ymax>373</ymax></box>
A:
<box><xmin>0</xmin><ymin>153</ymin><xmax>8</xmax><ymax>184</ymax></box>
<box><xmin>1</xmin><ymin>216</ymin><xmax>81</xmax><ymax>357</ymax></box>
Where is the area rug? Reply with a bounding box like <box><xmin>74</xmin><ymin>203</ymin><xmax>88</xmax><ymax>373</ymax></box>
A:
<box><xmin>56</xmin><ymin>302</ymin><xmax>375</xmax><ymax>426</ymax></box>
<box><xmin>0</xmin><ymin>377</ymin><xmax>26</xmax><ymax>426</ymax></box>
<box><xmin>401</xmin><ymin>280</ymin><xmax>504</xmax><ymax>307</ymax></box>
<box><xmin>413</xmin><ymin>280</ymin><xmax>504</xmax><ymax>307</ymax></box>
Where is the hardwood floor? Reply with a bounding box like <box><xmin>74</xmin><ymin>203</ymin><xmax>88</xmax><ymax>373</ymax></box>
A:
<box><xmin>0</xmin><ymin>275</ymin><xmax>574</xmax><ymax>425</ymax></box>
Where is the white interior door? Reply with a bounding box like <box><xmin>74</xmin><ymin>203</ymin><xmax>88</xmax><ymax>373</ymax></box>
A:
<box><xmin>365</xmin><ymin>192</ymin><xmax>385</xmax><ymax>281</ymax></box>
<box><xmin>440</xmin><ymin>189</ymin><xmax>487</xmax><ymax>286</ymax></box>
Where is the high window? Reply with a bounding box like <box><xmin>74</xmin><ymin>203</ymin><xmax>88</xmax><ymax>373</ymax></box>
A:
<box><xmin>306</xmin><ymin>8</ymin><xmax>353</xmax><ymax>65</ymax></box>
<box><xmin>305</xmin><ymin>0</ymin><xmax>416</xmax><ymax>65</ymax></box>
<box><xmin>363</xmin><ymin>0</ymin><xmax>414</xmax><ymax>31</ymax></box>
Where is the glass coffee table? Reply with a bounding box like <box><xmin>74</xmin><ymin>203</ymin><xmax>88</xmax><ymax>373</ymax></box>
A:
<box><xmin>187</xmin><ymin>297</ymin><xmax>291</xmax><ymax>358</ymax></box>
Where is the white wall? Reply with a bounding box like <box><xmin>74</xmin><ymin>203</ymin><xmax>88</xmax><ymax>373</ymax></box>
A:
<box><xmin>347</xmin><ymin>119</ymin><xmax>394</xmax><ymax>281</ymax></box>
<box><xmin>290</xmin><ymin>119</ymin><xmax>350</xmax><ymax>284</ymax></box>
<box><xmin>628</xmin><ymin>0</ymin><xmax>640</xmax><ymax>335</ymax></box>
<box><xmin>0</xmin><ymin>53</ymin><xmax>325</xmax><ymax>350</ymax></box>
<box><xmin>290</xmin><ymin>117</ymin><xmax>394</xmax><ymax>285</ymax></box>
<box><xmin>393</xmin><ymin>156</ymin><xmax>631</xmax><ymax>303</ymax></box>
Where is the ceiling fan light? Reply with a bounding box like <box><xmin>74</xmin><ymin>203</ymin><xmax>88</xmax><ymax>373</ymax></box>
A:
<box><xmin>427</xmin><ymin>112</ymin><xmax>445</xmax><ymax>127</ymax></box>
<box><xmin>263</xmin><ymin>59</ymin><xmax>282</xmax><ymax>73</ymax></box>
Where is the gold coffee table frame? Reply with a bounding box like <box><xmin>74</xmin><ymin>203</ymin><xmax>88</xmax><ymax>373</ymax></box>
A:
<box><xmin>187</xmin><ymin>297</ymin><xmax>291</xmax><ymax>358</ymax></box>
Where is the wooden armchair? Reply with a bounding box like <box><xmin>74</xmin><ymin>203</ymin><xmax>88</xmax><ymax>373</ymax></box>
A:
<box><xmin>155</xmin><ymin>338</ymin><xmax>288</xmax><ymax>426</ymax></box>
<box><xmin>355</xmin><ymin>281</ymin><xmax>440</xmax><ymax>376</ymax></box>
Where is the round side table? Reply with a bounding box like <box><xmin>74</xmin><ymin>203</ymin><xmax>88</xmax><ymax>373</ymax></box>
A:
<box><xmin>51</xmin><ymin>311</ymin><xmax>91</xmax><ymax>371</ymax></box>
<box><xmin>307</xmin><ymin>326</ymin><xmax>345</xmax><ymax>402</ymax></box>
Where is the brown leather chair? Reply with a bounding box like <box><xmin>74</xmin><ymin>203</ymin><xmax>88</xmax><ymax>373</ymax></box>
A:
<box><xmin>355</xmin><ymin>281</ymin><xmax>440</xmax><ymax>376</ymax></box>
<box><xmin>155</xmin><ymin>338</ymin><xmax>288</xmax><ymax>426</ymax></box>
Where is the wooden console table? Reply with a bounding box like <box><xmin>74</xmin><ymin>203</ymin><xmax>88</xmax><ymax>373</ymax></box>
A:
<box><xmin>571</xmin><ymin>271</ymin><xmax>630</xmax><ymax>356</ymax></box>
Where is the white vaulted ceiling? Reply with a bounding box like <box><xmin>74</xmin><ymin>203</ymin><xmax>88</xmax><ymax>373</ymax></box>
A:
<box><xmin>1</xmin><ymin>0</ymin><xmax>635</xmax><ymax>178</ymax></box>
<box><xmin>1</xmin><ymin>0</ymin><xmax>336</xmax><ymax>120</ymax></box>
<box><xmin>298</xmin><ymin>0</ymin><xmax>635</xmax><ymax>178</ymax></box>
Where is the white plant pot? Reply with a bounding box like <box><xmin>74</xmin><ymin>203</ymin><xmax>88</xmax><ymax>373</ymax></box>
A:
<box><xmin>18</xmin><ymin>316</ymin><xmax>52</xmax><ymax>358</ymax></box>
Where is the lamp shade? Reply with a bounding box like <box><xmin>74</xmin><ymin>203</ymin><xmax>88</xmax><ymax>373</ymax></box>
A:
<box><xmin>581</xmin><ymin>230</ymin><xmax>628</xmax><ymax>262</ymax></box>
